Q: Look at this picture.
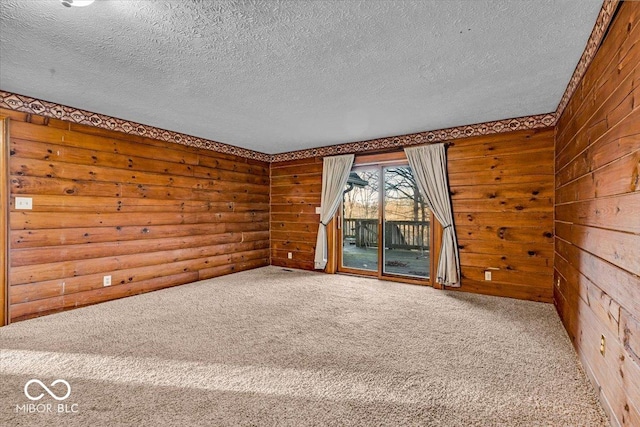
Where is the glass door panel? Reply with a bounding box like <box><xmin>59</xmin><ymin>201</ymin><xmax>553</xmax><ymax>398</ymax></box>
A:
<box><xmin>341</xmin><ymin>168</ymin><xmax>379</xmax><ymax>272</ymax></box>
<box><xmin>382</xmin><ymin>166</ymin><xmax>430</xmax><ymax>279</ymax></box>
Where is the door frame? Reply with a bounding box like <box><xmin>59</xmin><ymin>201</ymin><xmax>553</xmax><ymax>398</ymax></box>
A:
<box><xmin>336</xmin><ymin>151</ymin><xmax>440</xmax><ymax>287</ymax></box>
<box><xmin>0</xmin><ymin>116</ymin><xmax>9</xmax><ymax>326</ymax></box>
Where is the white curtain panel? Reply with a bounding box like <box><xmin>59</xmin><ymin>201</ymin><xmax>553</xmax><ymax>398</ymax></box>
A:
<box><xmin>314</xmin><ymin>154</ymin><xmax>355</xmax><ymax>270</ymax></box>
<box><xmin>404</xmin><ymin>144</ymin><xmax>461</xmax><ymax>287</ymax></box>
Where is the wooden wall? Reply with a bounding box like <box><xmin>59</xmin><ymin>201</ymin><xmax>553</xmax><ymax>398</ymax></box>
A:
<box><xmin>449</xmin><ymin>128</ymin><xmax>555</xmax><ymax>302</ymax></box>
<box><xmin>553</xmin><ymin>2</ymin><xmax>640</xmax><ymax>425</ymax></box>
<box><xmin>4</xmin><ymin>108</ymin><xmax>270</xmax><ymax>322</ymax></box>
<box><xmin>271</xmin><ymin>128</ymin><xmax>555</xmax><ymax>302</ymax></box>
<box><xmin>271</xmin><ymin>157</ymin><xmax>323</xmax><ymax>270</ymax></box>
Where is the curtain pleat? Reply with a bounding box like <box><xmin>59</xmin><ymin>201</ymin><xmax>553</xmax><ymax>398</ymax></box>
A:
<box><xmin>314</xmin><ymin>154</ymin><xmax>355</xmax><ymax>270</ymax></box>
<box><xmin>404</xmin><ymin>144</ymin><xmax>461</xmax><ymax>287</ymax></box>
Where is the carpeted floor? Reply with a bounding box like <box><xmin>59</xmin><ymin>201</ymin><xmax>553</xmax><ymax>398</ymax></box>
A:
<box><xmin>0</xmin><ymin>266</ymin><xmax>607</xmax><ymax>426</ymax></box>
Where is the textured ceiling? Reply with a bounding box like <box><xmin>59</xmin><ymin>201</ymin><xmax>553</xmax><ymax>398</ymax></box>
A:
<box><xmin>0</xmin><ymin>0</ymin><xmax>603</xmax><ymax>154</ymax></box>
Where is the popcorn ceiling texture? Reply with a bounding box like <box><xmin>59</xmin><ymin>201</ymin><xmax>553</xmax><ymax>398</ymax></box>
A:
<box><xmin>0</xmin><ymin>0</ymin><xmax>604</xmax><ymax>156</ymax></box>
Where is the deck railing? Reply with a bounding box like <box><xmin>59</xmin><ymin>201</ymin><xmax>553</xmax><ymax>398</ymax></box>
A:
<box><xmin>343</xmin><ymin>218</ymin><xmax>430</xmax><ymax>250</ymax></box>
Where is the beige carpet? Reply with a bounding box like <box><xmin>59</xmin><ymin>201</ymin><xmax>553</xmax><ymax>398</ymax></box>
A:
<box><xmin>0</xmin><ymin>266</ymin><xmax>607</xmax><ymax>426</ymax></box>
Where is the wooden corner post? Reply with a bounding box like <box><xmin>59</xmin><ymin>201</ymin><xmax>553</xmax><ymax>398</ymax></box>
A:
<box><xmin>0</xmin><ymin>116</ymin><xmax>9</xmax><ymax>326</ymax></box>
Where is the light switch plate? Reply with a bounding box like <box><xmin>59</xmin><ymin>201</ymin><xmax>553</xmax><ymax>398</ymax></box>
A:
<box><xmin>315</xmin><ymin>207</ymin><xmax>322</xmax><ymax>214</ymax></box>
<box><xmin>15</xmin><ymin>197</ymin><xmax>33</xmax><ymax>210</ymax></box>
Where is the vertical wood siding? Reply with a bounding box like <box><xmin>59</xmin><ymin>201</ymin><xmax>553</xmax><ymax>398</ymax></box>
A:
<box><xmin>270</xmin><ymin>128</ymin><xmax>555</xmax><ymax>302</ymax></box>
<box><xmin>554</xmin><ymin>2</ymin><xmax>640</xmax><ymax>425</ymax></box>
<box><xmin>4</xmin><ymin>108</ymin><xmax>270</xmax><ymax>322</ymax></box>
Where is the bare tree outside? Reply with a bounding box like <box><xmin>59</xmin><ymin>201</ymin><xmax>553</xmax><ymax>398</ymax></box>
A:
<box><xmin>341</xmin><ymin>165</ymin><xmax>431</xmax><ymax>279</ymax></box>
<box><xmin>384</xmin><ymin>166</ymin><xmax>428</xmax><ymax>222</ymax></box>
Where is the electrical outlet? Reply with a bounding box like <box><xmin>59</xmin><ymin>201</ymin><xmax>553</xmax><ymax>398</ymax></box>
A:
<box><xmin>15</xmin><ymin>197</ymin><xmax>33</xmax><ymax>210</ymax></box>
<box><xmin>287</xmin><ymin>252</ymin><xmax>293</xmax><ymax>259</ymax></box>
<box><xmin>484</xmin><ymin>271</ymin><xmax>492</xmax><ymax>281</ymax></box>
<box><xmin>315</xmin><ymin>207</ymin><xmax>322</xmax><ymax>214</ymax></box>
<box><xmin>103</xmin><ymin>275</ymin><xmax>111</xmax><ymax>287</ymax></box>
<box><xmin>600</xmin><ymin>335</ymin><xmax>605</xmax><ymax>356</ymax></box>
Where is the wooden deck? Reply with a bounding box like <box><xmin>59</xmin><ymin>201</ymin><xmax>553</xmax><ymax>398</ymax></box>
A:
<box><xmin>342</xmin><ymin>242</ymin><xmax>430</xmax><ymax>278</ymax></box>
<box><xmin>342</xmin><ymin>217</ymin><xmax>430</xmax><ymax>278</ymax></box>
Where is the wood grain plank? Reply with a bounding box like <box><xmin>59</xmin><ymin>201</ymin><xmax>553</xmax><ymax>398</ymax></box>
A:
<box><xmin>556</xmin><ymin>222</ymin><xmax>640</xmax><ymax>275</ymax></box>
<box><xmin>10</xmin><ymin>121</ymin><xmax>201</xmax><ymax>165</ymax></box>
<box><xmin>450</xmin><ymin>182</ymin><xmax>554</xmax><ymax>201</ymax></box>
<box><xmin>555</xmin><ymin>192</ymin><xmax>640</xmax><ymax>234</ymax></box>
<box><xmin>11</xmin><ymin>137</ymin><xmax>196</xmax><ymax>178</ymax></box>
<box><xmin>555</xmin><ymin>237</ymin><xmax>640</xmax><ymax>318</ymax></box>
<box><xmin>556</xmin><ymin>149</ymin><xmax>640</xmax><ymax>203</ymax></box>
<box><xmin>10</xmin><ymin>240</ymin><xmax>269</xmax><ymax>285</ymax></box>
<box><xmin>453</xmin><ymin>197</ymin><xmax>553</xmax><ymax>213</ymax></box>
<box><xmin>449</xmin><ymin>279</ymin><xmax>552</xmax><ymax>303</ymax></box>
<box><xmin>556</xmin><ymin>108</ymin><xmax>640</xmax><ymax>187</ymax></box>
<box><xmin>10</xmin><ymin>232</ymin><xmax>245</xmax><ymax>267</ymax></box>
<box><xmin>456</xmin><ymin>225</ymin><xmax>554</xmax><ymax>243</ymax></box>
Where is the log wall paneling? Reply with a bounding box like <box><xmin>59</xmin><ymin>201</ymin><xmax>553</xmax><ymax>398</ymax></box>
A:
<box><xmin>3</xmin><ymin>108</ymin><xmax>270</xmax><ymax>322</ymax></box>
<box><xmin>270</xmin><ymin>128</ymin><xmax>555</xmax><ymax>302</ymax></box>
<box><xmin>554</xmin><ymin>2</ymin><xmax>640</xmax><ymax>425</ymax></box>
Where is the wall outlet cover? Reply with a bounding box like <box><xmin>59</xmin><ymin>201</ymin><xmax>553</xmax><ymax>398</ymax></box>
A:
<box><xmin>15</xmin><ymin>197</ymin><xmax>33</xmax><ymax>210</ymax></box>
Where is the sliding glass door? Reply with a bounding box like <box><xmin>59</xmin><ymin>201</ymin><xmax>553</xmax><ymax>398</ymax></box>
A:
<box><xmin>341</xmin><ymin>167</ymin><xmax>379</xmax><ymax>273</ymax></box>
<box><xmin>382</xmin><ymin>166</ymin><xmax>430</xmax><ymax>279</ymax></box>
<box><xmin>339</xmin><ymin>163</ymin><xmax>431</xmax><ymax>281</ymax></box>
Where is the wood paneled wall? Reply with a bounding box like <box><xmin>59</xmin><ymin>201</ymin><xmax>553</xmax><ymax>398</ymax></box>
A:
<box><xmin>449</xmin><ymin>128</ymin><xmax>555</xmax><ymax>302</ymax></box>
<box><xmin>271</xmin><ymin>128</ymin><xmax>555</xmax><ymax>302</ymax></box>
<box><xmin>554</xmin><ymin>2</ymin><xmax>640</xmax><ymax>425</ymax></box>
<box><xmin>4</xmin><ymin>108</ymin><xmax>270</xmax><ymax>322</ymax></box>
<box><xmin>271</xmin><ymin>157</ymin><xmax>323</xmax><ymax>270</ymax></box>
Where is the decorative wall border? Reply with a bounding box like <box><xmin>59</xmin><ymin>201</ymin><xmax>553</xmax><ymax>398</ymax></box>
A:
<box><xmin>0</xmin><ymin>0</ymin><xmax>618</xmax><ymax>164</ymax></box>
<box><xmin>269</xmin><ymin>113</ymin><xmax>557</xmax><ymax>162</ymax></box>
<box><xmin>0</xmin><ymin>91</ymin><xmax>271</xmax><ymax>163</ymax></box>
<box><xmin>555</xmin><ymin>0</ymin><xmax>619</xmax><ymax>118</ymax></box>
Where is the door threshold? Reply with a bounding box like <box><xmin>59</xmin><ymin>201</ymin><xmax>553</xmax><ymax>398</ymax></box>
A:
<box><xmin>336</xmin><ymin>271</ymin><xmax>432</xmax><ymax>287</ymax></box>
